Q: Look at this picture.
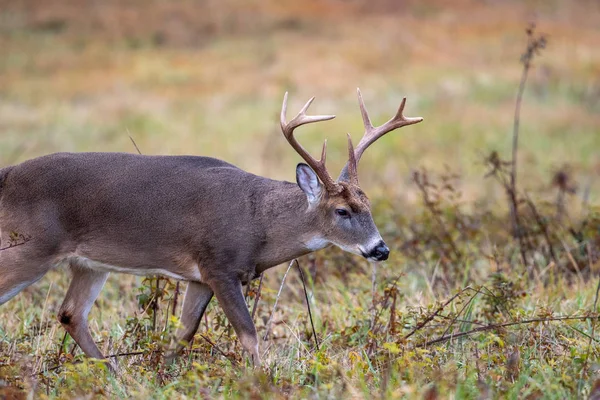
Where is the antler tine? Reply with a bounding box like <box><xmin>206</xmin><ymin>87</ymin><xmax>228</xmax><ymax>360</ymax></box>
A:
<box><xmin>346</xmin><ymin>133</ymin><xmax>359</xmax><ymax>186</ymax></box>
<box><xmin>353</xmin><ymin>88</ymin><xmax>423</xmax><ymax>164</ymax></box>
<box><xmin>320</xmin><ymin>139</ymin><xmax>328</xmax><ymax>166</ymax></box>
<box><xmin>357</xmin><ymin>88</ymin><xmax>374</xmax><ymax>132</ymax></box>
<box><xmin>280</xmin><ymin>92</ymin><xmax>339</xmax><ymax>192</ymax></box>
<box><xmin>338</xmin><ymin>88</ymin><xmax>423</xmax><ymax>182</ymax></box>
<box><xmin>394</xmin><ymin>97</ymin><xmax>407</xmax><ymax>120</ymax></box>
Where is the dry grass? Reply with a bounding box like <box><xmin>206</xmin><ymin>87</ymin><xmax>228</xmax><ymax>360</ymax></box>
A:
<box><xmin>0</xmin><ymin>0</ymin><xmax>600</xmax><ymax>398</ymax></box>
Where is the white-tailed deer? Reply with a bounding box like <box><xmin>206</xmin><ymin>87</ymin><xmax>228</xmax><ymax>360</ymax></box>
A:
<box><xmin>0</xmin><ymin>89</ymin><xmax>422</xmax><ymax>367</ymax></box>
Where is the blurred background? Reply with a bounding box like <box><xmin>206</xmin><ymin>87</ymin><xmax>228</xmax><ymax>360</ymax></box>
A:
<box><xmin>1</xmin><ymin>3</ymin><xmax>600</xmax><ymax>395</ymax></box>
<box><xmin>0</xmin><ymin>0</ymin><xmax>599</xmax><ymax>203</ymax></box>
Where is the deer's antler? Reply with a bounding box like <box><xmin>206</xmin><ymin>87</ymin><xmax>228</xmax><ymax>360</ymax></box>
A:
<box><xmin>280</xmin><ymin>92</ymin><xmax>340</xmax><ymax>193</ymax></box>
<box><xmin>339</xmin><ymin>88</ymin><xmax>423</xmax><ymax>183</ymax></box>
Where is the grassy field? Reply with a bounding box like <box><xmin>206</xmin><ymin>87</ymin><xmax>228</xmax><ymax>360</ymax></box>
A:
<box><xmin>1</xmin><ymin>0</ymin><xmax>600</xmax><ymax>398</ymax></box>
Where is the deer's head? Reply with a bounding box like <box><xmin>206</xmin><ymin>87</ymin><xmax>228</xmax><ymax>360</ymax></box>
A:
<box><xmin>281</xmin><ymin>89</ymin><xmax>423</xmax><ymax>261</ymax></box>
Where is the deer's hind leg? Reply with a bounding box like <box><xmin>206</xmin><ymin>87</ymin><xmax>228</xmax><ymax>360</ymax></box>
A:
<box><xmin>0</xmin><ymin>246</ymin><xmax>54</xmax><ymax>305</ymax></box>
<box><xmin>58</xmin><ymin>261</ymin><xmax>109</xmax><ymax>361</ymax></box>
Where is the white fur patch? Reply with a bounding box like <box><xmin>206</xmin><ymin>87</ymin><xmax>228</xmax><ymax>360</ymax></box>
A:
<box><xmin>359</xmin><ymin>236</ymin><xmax>386</xmax><ymax>262</ymax></box>
<box><xmin>0</xmin><ymin>281</ymin><xmax>32</xmax><ymax>305</ymax></box>
<box><xmin>66</xmin><ymin>255</ymin><xmax>202</xmax><ymax>282</ymax></box>
<box><xmin>337</xmin><ymin>235</ymin><xmax>385</xmax><ymax>260</ymax></box>
<box><xmin>303</xmin><ymin>236</ymin><xmax>330</xmax><ymax>251</ymax></box>
<box><xmin>361</xmin><ymin>236</ymin><xmax>384</xmax><ymax>253</ymax></box>
<box><xmin>339</xmin><ymin>244</ymin><xmax>363</xmax><ymax>256</ymax></box>
<box><xmin>66</xmin><ymin>272</ymin><xmax>109</xmax><ymax>317</ymax></box>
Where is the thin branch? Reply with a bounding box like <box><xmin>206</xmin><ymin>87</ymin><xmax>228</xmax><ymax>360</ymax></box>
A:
<box><xmin>251</xmin><ymin>273</ymin><xmax>264</xmax><ymax>321</ymax></box>
<box><xmin>128</xmin><ymin>133</ymin><xmax>142</xmax><ymax>155</ymax></box>
<box><xmin>56</xmin><ymin>332</ymin><xmax>68</xmax><ymax>362</ymax></box>
<box><xmin>509</xmin><ymin>45</ymin><xmax>529</xmax><ymax>240</ymax></box>
<box><xmin>438</xmin><ymin>315</ymin><xmax>487</xmax><ymax>327</ymax></box>
<box><xmin>172</xmin><ymin>282</ymin><xmax>181</xmax><ymax>319</ymax></box>
<box><xmin>108</xmin><ymin>350</ymin><xmax>146</xmax><ymax>358</ymax></box>
<box><xmin>439</xmin><ymin>289</ymin><xmax>480</xmax><ymax>339</ymax></box>
<box><xmin>567</xmin><ymin>325</ymin><xmax>600</xmax><ymax>343</ymax></box>
<box><xmin>199</xmin><ymin>334</ymin><xmax>239</xmax><ymax>366</ymax></box>
<box><xmin>582</xmin><ymin>249</ymin><xmax>600</xmax><ymax>379</ymax></box>
<box><xmin>38</xmin><ymin>354</ymin><xmax>128</xmax><ymax>375</ymax></box>
<box><xmin>418</xmin><ymin>315</ymin><xmax>598</xmax><ymax>347</ymax></box>
<box><xmin>403</xmin><ymin>287</ymin><xmax>470</xmax><ymax>340</ymax></box>
<box><xmin>152</xmin><ymin>277</ymin><xmax>160</xmax><ymax>332</ymax></box>
<box><xmin>296</xmin><ymin>261</ymin><xmax>320</xmax><ymax>350</ymax></box>
<box><xmin>412</xmin><ymin>170</ymin><xmax>462</xmax><ymax>262</ymax></box>
<box><xmin>263</xmin><ymin>260</ymin><xmax>294</xmax><ymax>341</ymax></box>
<box><xmin>370</xmin><ymin>274</ymin><xmax>404</xmax><ymax>335</ymax></box>
<box><xmin>524</xmin><ymin>192</ymin><xmax>559</xmax><ymax>266</ymax></box>
<box><xmin>0</xmin><ymin>236</ymin><xmax>31</xmax><ymax>252</ymax></box>
<box><xmin>371</xmin><ymin>262</ymin><xmax>378</xmax><ymax>328</ymax></box>
<box><xmin>508</xmin><ymin>24</ymin><xmax>546</xmax><ymax>269</ymax></box>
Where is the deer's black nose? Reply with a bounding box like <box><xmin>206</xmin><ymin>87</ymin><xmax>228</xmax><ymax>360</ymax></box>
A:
<box><xmin>367</xmin><ymin>241</ymin><xmax>389</xmax><ymax>261</ymax></box>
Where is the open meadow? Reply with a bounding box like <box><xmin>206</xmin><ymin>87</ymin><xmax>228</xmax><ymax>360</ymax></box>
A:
<box><xmin>1</xmin><ymin>0</ymin><xmax>600</xmax><ymax>398</ymax></box>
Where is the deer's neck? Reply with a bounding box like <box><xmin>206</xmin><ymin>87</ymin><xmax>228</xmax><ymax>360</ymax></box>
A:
<box><xmin>254</xmin><ymin>182</ymin><xmax>329</xmax><ymax>271</ymax></box>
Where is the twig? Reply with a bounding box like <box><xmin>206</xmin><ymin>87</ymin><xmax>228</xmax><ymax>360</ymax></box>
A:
<box><xmin>412</xmin><ymin>170</ymin><xmax>462</xmax><ymax>263</ymax></box>
<box><xmin>163</xmin><ymin>286</ymin><xmax>174</xmax><ymax>333</ymax></box>
<box><xmin>128</xmin><ymin>134</ymin><xmax>142</xmax><ymax>155</ymax></box>
<box><xmin>388</xmin><ymin>288</ymin><xmax>397</xmax><ymax>335</ymax></box>
<box><xmin>418</xmin><ymin>315</ymin><xmax>598</xmax><ymax>347</ymax></box>
<box><xmin>127</xmin><ymin>133</ymin><xmax>163</xmax><ymax>333</ymax></box>
<box><xmin>524</xmin><ymin>193</ymin><xmax>559</xmax><ymax>266</ymax></box>
<box><xmin>509</xmin><ymin>29</ymin><xmax>530</xmax><ymax>253</ymax></box>
<box><xmin>38</xmin><ymin>363</ymin><xmax>63</xmax><ymax>375</ymax></box>
<box><xmin>244</xmin><ymin>272</ymin><xmax>253</xmax><ymax>302</ymax></box>
<box><xmin>56</xmin><ymin>332</ymin><xmax>68</xmax><ymax>363</ymax></box>
<box><xmin>371</xmin><ymin>274</ymin><xmax>403</xmax><ymax>335</ymax></box>
<box><xmin>172</xmin><ymin>282</ymin><xmax>181</xmax><ymax>318</ymax></box>
<box><xmin>371</xmin><ymin>262</ymin><xmax>378</xmax><ymax>328</ymax></box>
<box><xmin>581</xmin><ymin>176</ymin><xmax>593</xmax><ymax>211</ymax></box>
<box><xmin>567</xmin><ymin>325</ymin><xmax>600</xmax><ymax>343</ymax></box>
<box><xmin>296</xmin><ymin>261</ymin><xmax>320</xmax><ymax>350</ymax></box>
<box><xmin>263</xmin><ymin>260</ymin><xmax>294</xmax><ymax>341</ymax></box>
<box><xmin>199</xmin><ymin>334</ymin><xmax>239</xmax><ymax>366</ymax></box>
<box><xmin>403</xmin><ymin>287</ymin><xmax>469</xmax><ymax>340</ymax></box>
<box><xmin>281</xmin><ymin>321</ymin><xmax>311</xmax><ymax>356</ymax></box>
<box><xmin>582</xmin><ymin>246</ymin><xmax>600</xmax><ymax>380</ymax></box>
<box><xmin>561</xmin><ymin>239</ymin><xmax>586</xmax><ymax>286</ymax></box>
<box><xmin>509</xmin><ymin>56</ymin><xmax>528</xmax><ymax>266</ymax></box>
<box><xmin>0</xmin><ymin>242</ymin><xmax>26</xmax><ymax>251</ymax></box>
<box><xmin>38</xmin><ymin>353</ymin><xmax>132</xmax><ymax>375</ymax></box>
<box><xmin>152</xmin><ymin>278</ymin><xmax>160</xmax><ymax>332</ymax></box>
<box><xmin>251</xmin><ymin>273</ymin><xmax>264</xmax><ymax>321</ymax></box>
<box><xmin>0</xmin><ymin>235</ymin><xmax>31</xmax><ymax>252</ymax></box>
<box><xmin>439</xmin><ymin>288</ymin><xmax>479</xmax><ymax>339</ymax></box>
<box><xmin>508</xmin><ymin>24</ymin><xmax>546</xmax><ymax>270</ymax></box>
<box><xmin>108</xmin><ymin>350</ymin><xmax>146</xmax><ymax>358</ymax></box>
<box><xmin>438</xmin><ymin>315</ymin><xmax>487</xmax><ymax>327</ymax></box>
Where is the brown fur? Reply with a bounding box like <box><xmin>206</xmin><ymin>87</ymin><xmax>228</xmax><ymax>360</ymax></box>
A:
<box><xmin>0</xmin><ymin>152</ymin><xmax>383</xmax><ymax>367</ymax></box>
<box><xmin>0</xmin><ymin>89</ymin><xmax>422</xmax><ymax>368</ymax></box>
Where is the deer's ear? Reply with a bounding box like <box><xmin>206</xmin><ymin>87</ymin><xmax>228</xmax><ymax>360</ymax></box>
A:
<box><xmin>296</xmin><ymin>163</ymin><xmax>323</xmax><ymax>206</ymax></box>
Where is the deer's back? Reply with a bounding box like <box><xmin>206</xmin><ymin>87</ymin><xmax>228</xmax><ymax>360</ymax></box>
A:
<box><xmin>0</xmin><ymin>152</ymin><xmax>275</xmax><ymax>277</ymax></box>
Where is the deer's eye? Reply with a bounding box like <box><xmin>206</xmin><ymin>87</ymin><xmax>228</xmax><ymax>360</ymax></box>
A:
<box><xmin>335</xmin><ymin>208</ymin><xmax>350</xmax><ymax>218</ymax></box>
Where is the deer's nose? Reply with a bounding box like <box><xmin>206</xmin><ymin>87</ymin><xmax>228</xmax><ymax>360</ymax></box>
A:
<box><xmin>368</xmin><ymin>241</ymin><xmax>389</xmax><ymax>261</ymax></box>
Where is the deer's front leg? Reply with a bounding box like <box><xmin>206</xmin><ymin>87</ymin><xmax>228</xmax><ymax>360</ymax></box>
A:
<box><xmin>210</xmin><ymin>277</ymin><xmax>260</xmax><ymax>366</ymax></box>
<box><xmin>58</xmin><ymin>264</ymin><xmax>110</xmax><ymax>366</ymax></box>
<box><xmin>167</xmin><ymin>281</ymin><xmax>213</xmax><ymax>362</ymax></box>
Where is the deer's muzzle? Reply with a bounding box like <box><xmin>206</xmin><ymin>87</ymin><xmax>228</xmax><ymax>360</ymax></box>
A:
<box><xmin>364</xmin><ymin>241</ymin><xmax>389</xmax><ymax>261</ymax></box>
